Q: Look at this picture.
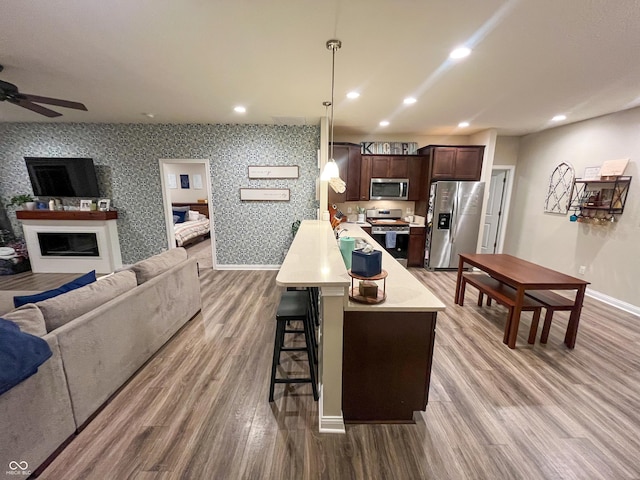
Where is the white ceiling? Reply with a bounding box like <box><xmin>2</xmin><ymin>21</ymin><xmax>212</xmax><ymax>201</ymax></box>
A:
<box><xmin>1</xmin><ymin>0</ymin><xmax>640</xmax><ymax>136</ymax></box>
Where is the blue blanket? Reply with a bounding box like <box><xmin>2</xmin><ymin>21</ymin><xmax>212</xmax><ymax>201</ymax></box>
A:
<box><xmin>0</xmin><ymin>318</ymin><xmax>52</xmax><ymax>395</ymax></box>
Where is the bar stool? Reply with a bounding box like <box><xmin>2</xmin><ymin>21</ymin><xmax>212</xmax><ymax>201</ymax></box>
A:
<box><xmin>269</xmin><ymin>290</ymin><xmax>319</xmax><ymax>401</ymax></box>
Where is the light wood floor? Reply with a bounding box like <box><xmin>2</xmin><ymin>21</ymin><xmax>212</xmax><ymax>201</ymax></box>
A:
<box><xmin>6</xmin><ymin>268</ymin><xmax>640</xmax><ymax>479</ymax></box>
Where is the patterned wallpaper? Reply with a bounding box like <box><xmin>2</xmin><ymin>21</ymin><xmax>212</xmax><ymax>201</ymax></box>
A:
<box><xmin>0</xmin><ymin>123</ymin><xmax>320</xmax><ymax>265</ymax></box>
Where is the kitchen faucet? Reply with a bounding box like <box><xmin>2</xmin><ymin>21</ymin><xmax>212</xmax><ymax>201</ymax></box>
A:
<box><xmin>335</xmin><ymin>227</ymin><xmax>349</xmax><ymax>239</ymax></box>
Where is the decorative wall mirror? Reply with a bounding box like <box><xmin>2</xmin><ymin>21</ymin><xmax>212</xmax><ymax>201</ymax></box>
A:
<box><xmin>544</xmin><ymin>162</ymin><xmax>575</xmax><ymax>214</ymax></box>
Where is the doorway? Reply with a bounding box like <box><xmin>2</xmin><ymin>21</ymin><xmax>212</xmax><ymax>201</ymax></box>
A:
<box><xmin>481</xmin><ymin>166</ymin><xmax>514</xmax><ymax>254</ymax></box>
<box><xmin>159</xmin><ymin>159</ymin><xmax>216</xmax><ymax>269</ymax></box>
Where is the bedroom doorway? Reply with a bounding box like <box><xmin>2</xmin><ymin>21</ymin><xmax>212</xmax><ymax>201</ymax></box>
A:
<box><xmin>159</xmin><ymin>159</ymin><xmax>216</xmax><ymax>269</ymax></box>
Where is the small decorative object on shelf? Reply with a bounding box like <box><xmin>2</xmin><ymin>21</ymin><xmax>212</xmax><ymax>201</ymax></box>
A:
<box><xmin>569</xmin><ymin>175</ymin><xmax>632</xmax><ymax>225</ymax></box>
<box><xmin>348</xmin><ymin>269</ymin><xmax>387</xmax><ymax>304</ymax></box>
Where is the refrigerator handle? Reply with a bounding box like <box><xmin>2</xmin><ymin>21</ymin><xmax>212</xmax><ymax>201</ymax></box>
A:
<box><xmin>450</xmin><ymin>188</ymin><xmax>457</xmax><ymax>243</ymax></box>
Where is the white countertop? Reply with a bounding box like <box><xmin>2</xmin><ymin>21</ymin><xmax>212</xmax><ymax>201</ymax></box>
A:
<box><xmin>277</xmin><ymin>220</ymin><xmax>445</xmax><ymax>313</ymax></box>
<box><xmin>339</xmin><ymin>224</ymin><xmax>445</xmax><ymax>312</ymax></box>
<box><xmin>276</xmin><ymin>220</ymin><xmax>351</xmax><ymax>287</ymax></box>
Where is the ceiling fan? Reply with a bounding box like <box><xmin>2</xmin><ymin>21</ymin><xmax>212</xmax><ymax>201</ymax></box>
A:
<box><xmin>0</xmin><ymin>64</ymin><xmax>87</xmax><ymax>118</ymax></box>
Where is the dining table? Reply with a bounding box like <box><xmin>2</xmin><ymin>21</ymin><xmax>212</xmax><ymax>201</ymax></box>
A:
<box><xmin>454</xmin><ymin>253</ymin><xmax>590</xmax><ymax>349</ymax></box>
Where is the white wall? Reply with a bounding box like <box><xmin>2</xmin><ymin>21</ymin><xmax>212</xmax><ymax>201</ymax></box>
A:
<box><xmin>494</xmin><ymin>136</ymin><xmax>520</xmax><ymax>166</ymax></box>
<box><xmin>504</xmin><ymin>107</ymin><xmax>640</xmax><ymax>307</ymax></box>
<box><xmin>165</xmin><ymin>163</ymin><xmax>208</xmax><ymax>203</ymax></box>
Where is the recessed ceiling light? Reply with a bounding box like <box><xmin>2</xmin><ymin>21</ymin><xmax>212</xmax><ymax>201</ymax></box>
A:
<box><xmin>142</xmin><ymin>113</ymin><xmax>155</xmax><ymax>118</ymax></box>
<box><xmin>347</xmin><ymin>91</ymin><xmax>360</xmax><ymax>99</ymax></box>
<box><xmin>234</xmin><ymin>106</ymin><xmax>246</xmax><ymax>113</ymax></box>
<box><xmin>552</xmin><ymin>114</ymin><xmax>566</xmax><ymax>122</ymax></box>
<box><xmin>403</xmin><ymin>97</ymin><xmax>417</xmax><ymax>105</ymax></box>
<box><xmin>449</xmin><ymin>46</ymin><xmax>471</xmax><ymax>59</ymax></box>
<box><xmin>379</xmin><ymin>120</ymin><xmax>390</xmax><ymax>127</ymax></box>
<box><xmin>458</xmin><ymin>121</ymin><xmax>470</xmax><ymax>128</ymax></box>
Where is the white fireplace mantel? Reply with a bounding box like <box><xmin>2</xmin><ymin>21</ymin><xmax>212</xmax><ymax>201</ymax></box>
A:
<box><xmin>17</xmin><ymin>210</ymin><xmax>122</xmax><ymax>274</ymax></box>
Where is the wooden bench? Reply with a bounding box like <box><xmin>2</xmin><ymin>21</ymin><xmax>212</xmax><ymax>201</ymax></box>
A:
<box><xmin>460</xmin><ymin>273</ymin><xmax>544</xmax><ymax>344</ymax></box>
<box><xmin>524</xmin><ymin>290</ymin><xmax>575</xmax><ymax>343</ymax></box>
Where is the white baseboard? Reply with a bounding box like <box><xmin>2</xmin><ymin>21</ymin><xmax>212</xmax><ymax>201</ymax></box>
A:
<box><xmin>586</xmin><ymin>288</ymin><xmax>640</xmax><ymax>317</ymax></box>
<box><xmin>318</xmin><ymin>386</ymin><xmax>345</xmax><ymax>434</ymax></box>
<box><xmin>215</xmin><ymin>264</ymin><xmax>280</xmax><ymax>271</ymax></box>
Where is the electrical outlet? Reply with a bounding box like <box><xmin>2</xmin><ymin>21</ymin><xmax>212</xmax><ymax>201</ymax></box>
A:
<box><xmin>578</xmin><ymin>265</ymin><xmax>586</xmax><ymax>275</ymax></box>
<box><xmin>347</xmin><ymin>207</ymin><xmax>352</xmax><ymax>213</ymax></box>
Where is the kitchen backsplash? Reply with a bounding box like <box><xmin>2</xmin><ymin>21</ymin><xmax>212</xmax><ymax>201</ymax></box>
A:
<box><xmin>335</xmin><ymin>201</ymin><xmax>416</xmax><ymax>222</ymax></box>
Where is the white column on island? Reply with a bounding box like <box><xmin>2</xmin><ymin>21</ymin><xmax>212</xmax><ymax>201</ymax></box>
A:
<box><xmin>318</xmin><ymin>285</ymin><xmax>346</xmax><ymax>434</ymax></box>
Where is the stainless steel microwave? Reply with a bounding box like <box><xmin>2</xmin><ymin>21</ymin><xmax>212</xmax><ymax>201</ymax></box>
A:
<box><xmin>370</xmin><ymin>178</ymin><xmax>409</xmax><ymax>200</ymax></box>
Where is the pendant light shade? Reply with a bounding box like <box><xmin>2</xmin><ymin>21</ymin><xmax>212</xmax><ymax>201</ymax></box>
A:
<box><xmin>321</xmin><ymin>158</ymin><xmax>339</xmax><ymax>180</ymax></box>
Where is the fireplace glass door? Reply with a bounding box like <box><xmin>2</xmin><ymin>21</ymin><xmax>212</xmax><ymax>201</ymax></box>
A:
<box><xmin>38</xmin><ymin>232</ymin><xmax>99</xmax><ymax>256</ymax></box>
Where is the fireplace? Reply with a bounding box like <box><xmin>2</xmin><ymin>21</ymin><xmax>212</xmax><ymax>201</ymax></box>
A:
<box><xmin>17</xmin><ymin>210</ymin><xmax>122</xmax><ymax>273</ymax></box>
<box><xmin>38</xmin><ymin>232</ymin><xmax>99</xmax><ymax>257</ymax></box>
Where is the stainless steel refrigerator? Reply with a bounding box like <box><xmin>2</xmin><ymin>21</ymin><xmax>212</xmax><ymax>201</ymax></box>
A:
<box><xmin>424</xmin><ymin>181</ymin><xmax>485</xmax><ymax>270</ymax></box>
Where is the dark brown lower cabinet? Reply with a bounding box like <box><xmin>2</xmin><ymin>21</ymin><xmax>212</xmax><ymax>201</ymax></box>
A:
<box><xmin>342</xmin><ymin>310</ymin><xmax>437</xmax><ymax>423</ymax></box>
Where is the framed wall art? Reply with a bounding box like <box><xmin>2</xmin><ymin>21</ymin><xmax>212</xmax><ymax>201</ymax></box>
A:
<box><xmin>193</xmin><ymin>174</ymin><xmax>203</xmax><ymax>189</ymax></box>
<box><xmin>248</xmin><ymin>165</ymin><xmax>299</xmax><ymax>179</ymax></box>
<box><xmin>239</xmin><ymin>188</ymin><xmax>290</xmax><ymax>201</ymax></box>
<box><xmin>180</xmin><ymin>174</ymin><xmax>190</xmax><ymax>189</ymax></box>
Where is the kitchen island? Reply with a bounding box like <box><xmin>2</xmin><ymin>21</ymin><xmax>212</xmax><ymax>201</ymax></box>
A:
<box><xmin>276</xmin><ymin>220</ymin><xmax>445</xmax><ymax>432</ymax></box>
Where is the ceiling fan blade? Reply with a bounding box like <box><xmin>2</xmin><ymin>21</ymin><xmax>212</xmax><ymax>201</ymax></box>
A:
<box><xmin>20</xmin><ymin>93</ymin><xmax>87</xmax><ymax>111</ymax></box>
<box><xmin>8</xmin><ymin>97</ymin><xmax>62</xmax><ymax>117</ymax></box>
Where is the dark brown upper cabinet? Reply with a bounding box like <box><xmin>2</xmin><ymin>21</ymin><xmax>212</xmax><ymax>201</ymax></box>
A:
<box><xmin>417</xmin><ymin>145</ymin><xmax>485</xmax><ymax>181</ymax></box>
<box><xmin>328</xmin><ymin>143</ymin><xmax>362</xmax><ymax>204</ymax></box>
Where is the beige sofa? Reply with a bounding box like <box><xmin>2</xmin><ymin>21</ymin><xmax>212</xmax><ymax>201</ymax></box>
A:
<box><xmin>0</xmin><ymin>248</ymin><xmax>201</xmax><ymax>476</ymax></box>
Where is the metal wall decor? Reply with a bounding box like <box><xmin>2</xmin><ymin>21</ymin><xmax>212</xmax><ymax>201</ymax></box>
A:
<box><xmin>544</xmin><ymin>162</ymin><xmax>575</xmax><ymax>214</ymax></box>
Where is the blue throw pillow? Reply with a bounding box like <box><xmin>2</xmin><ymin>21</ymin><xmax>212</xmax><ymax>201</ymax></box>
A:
<box><xmin>0</xmin><ymin>318</ymin><xmax>52</xmax><ymax>395</ymax></box>
<box><xmin>13</xmin><ymin>270</ymin><xmax>97</xmax><ymax>308</ymax></box>
<box><xmin>172</xmin><ymin>209</ymin><xmax>187</xmax><ymax>223</ymax></box>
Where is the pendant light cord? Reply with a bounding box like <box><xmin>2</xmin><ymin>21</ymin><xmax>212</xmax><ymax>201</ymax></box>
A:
<box><xmin>330</xmin><ymin>43</ymin><xmax>336</xmax><ymax>163</ymax></box>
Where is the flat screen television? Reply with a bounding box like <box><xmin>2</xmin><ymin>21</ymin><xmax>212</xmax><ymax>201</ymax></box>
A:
<box><xmin>24</xmin><ymin>157</ymin><xmax>100</xmax><ymax>197</ymax></box>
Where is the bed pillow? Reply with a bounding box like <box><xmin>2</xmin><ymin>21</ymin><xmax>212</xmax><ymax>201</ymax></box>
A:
<box><xmin>0</xmin><ymin>318</ymin><xmax>52</xmax><ymax>395</ymax></box>
<box><xmin>2</xmin><ymin>304</ymin><xmax>47</xmax><ymax>337</ymax></box>
<box><xmin>188</xmin><ymin>210</ymin><xmax>200</xmax><ymax>221</ymax></box>
<box><xmin>13</xmin><ymin>270</ymin><xmax>97</xmax><ymax>308</ymax></box>
<box><xmin>173</xmin><ymin>214</ymin><xmax>180</xmax><ymax>225</ymax></box>
<box><xmin>172</xmin><ymin>206</ymin><xmax>190</xmax><ymax>224</ymax></box>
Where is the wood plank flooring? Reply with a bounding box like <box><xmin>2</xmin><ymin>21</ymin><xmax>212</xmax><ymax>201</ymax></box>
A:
<box><xmin>5</xmin><ymin>268</ymin><xmax>640</xmax><ymax>479</ymax></box>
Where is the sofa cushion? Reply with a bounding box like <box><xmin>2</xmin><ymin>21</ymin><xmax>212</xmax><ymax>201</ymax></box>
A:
<box><xmin>0</xmin><ymin>318</ymin><xmax>52</xmax><ymax>395</ymax></box>
<box><xmin>38</xmin><ymin>270</ymin><xmax>137</xmax><ymax>332</ymax></box>
<box><xmin>130</xmin><ymin>248</ymin><xmax>188</xmax><ymax>285</ymax></box>
<box><xmin>2</xmin><ymin>304</ymin><xmax>46</xmax><ymax>337</ymax></box>
<box><xmin>13</xmin><ymin>270</ymin><xmax>97</xmax><ymax>308</ymax></box>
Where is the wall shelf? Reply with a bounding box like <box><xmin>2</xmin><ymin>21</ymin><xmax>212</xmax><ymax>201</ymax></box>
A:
<box><xmin>569</xmin><ymin>176</ymin><xmax>632</xmax><ymax>221</ymax></box>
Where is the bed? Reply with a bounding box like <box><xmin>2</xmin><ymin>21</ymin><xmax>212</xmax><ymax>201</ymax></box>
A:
<box><xmin>172</xmin><ymin>203</ymin><xmax>211</xmax><ymax>247</ymax></box>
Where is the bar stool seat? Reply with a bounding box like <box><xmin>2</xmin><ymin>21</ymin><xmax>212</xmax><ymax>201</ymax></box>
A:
<box><xmin>269</xmin><ymin>290</ymin><xmax>319</xmax><ymax>402</ymax></box>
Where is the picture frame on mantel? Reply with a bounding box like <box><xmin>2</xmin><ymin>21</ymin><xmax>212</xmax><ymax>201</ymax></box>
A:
<box><xmin>239</xmin><ymin>188</ymin><xmax>290</xmax><ymax>201</ymax></box>
<box><xmin>248</xmin><ymin>165</ymin><xmax>299</xmax><ymax>179</ymax></box>
<box><xmin>79</xmin><ymin>199</ymin><xmax>92</xmax><ymax>211</ymax></box>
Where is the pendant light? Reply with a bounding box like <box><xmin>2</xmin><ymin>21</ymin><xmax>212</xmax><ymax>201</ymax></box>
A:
<box><xmin>321</xmin><ymin>39</ymin><xmax>342</xmax><ymax>182</ymax></box>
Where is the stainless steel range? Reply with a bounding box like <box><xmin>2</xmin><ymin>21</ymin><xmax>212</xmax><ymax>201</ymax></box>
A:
<box><xmin>366</xmin><ymin>209</ymin><xmax>410</xmax><ymax>267</ymax></box>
